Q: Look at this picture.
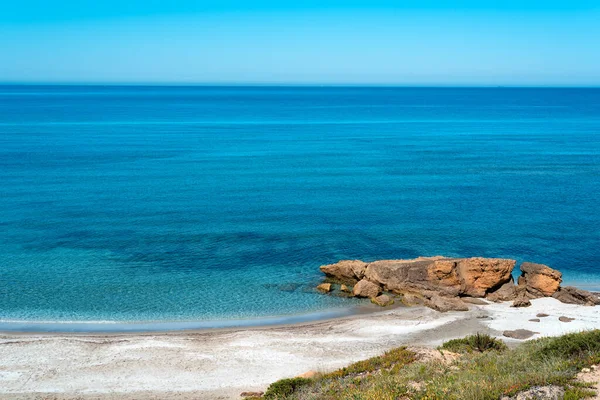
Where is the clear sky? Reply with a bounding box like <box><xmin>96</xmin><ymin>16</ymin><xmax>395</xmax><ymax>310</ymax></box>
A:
<box><xmin>1</xmin><ymin>1</ymin><xmax>599</xmax><ymax>85</ymax></box>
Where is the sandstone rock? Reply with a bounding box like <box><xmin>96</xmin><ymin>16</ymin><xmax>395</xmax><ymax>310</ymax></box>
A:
<box><xmin>519</xmin><ymin>262</ymin><xmax>562</xmax><ymax>297</ymax></box>
<box><xmin>503</xmin><ymin>329</ymin><xmax>538</xmax><ymax>340</ymax></box>
<box><xmin>371</xmin><ymin>294</ymin><xmax>394</xmax><ymax>307</ymax></box>
<box><xmin>352</xmin><ymin>279</ymin><xmax>381</xmax><ymax>298</ymax></box>
<box><xmin>559</xmin><ymin>316</ymin><xmax>575</xmax><ymax>322</ymax></box>
<box><xmin>552</xmin><ymin>286</ymin><xmax>600</xmax><ymax>306</ymax></box>
<box><xmin>425</xmin><ymin>294</ymin><xmax>469</xmax><ymax>312</ymax></box>
<box><xmin>340</xmin><ymin>284</ymin><xmax>351</xmax><ymax>293</ymax></box>
<box><xmin>456</xmin><ymin>257</ymin><xmax>516</xmax><ymax>297</ymax></box>
<box><xmin>316</xmin><ymin>283</ymin><xmax>332</xmax><ymax>293</ymax></box>
<box><xmin>362</xmin><ymin>256</ymin><xmax>515</xmax><ymax>298</ymax></box>
<box><xmin>486</xmin><ymin>278</ymin><xmax>517</xmax><ymax>302</ymax></box>
<box><xmin>512</xmin><ymin>286</ymin><xmax>532</xmax><ymax>308</ymax></box>
<box><xmin>320</xmin><ymin>260</ymin><xmax>367</xmax><ymax>282</ymax></box>
<box><xmin>501</xmin><ymin>385</ymin><xmax>564</xmax><ymax>400</ymax></box>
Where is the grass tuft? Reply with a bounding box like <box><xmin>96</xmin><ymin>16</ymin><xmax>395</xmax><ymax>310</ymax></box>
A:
<box><xmin>440</xmin><ymin>333</ymin><xmax>508</xmax><ymax>354</ymax></box>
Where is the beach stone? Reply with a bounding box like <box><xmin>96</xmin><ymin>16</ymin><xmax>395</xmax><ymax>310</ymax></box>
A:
<box><xmin>340</xmin><ymin>284</ymin><xmax>351</xmax><ymax>293</ymax></box>
<box><xmin>371</xmin><ymin>294</ymin><xmax>394</xmax><ymax>307</ymax></box>
<box><xmin>240</xmin><ymin>391</ymin><xmax>264</xmax><ymax>398</ymax></box>
<box><xmin>529</xmin><ymin>318</ymin><xmax>540</xmax><ymax>322</ymax></box>
<box><xmin>553</xmin><ymin>286</ymin><xmax>600</xmax><ymax>306</ymax></box>
<box><xmin>519</xmin><ymin>262</ymin><xmax>562</xmax><ymax>297</ymax></box>
<box><xmin>536</xmin><ymin>313</ymin><xmax>549</xmax><ymax>318</ymax></box>
<box><xmin>320</xmin><ymin>260</ymin><xmax>367</xmax><ymax>282</ymax></box>
<box><xmin>425</xmin><ymin>294</ymin><xmax>469</xmax><ymax>312</ymax></box>
<box><xmin>352</xmin><ymin>279</ymin><xmax>381</xmax><ymax>298</ymax></box>
<box><xmin>486</xmin><ymin>278</ymin><xmax>517</xmax><ymax>302</ymax></box>
<box><xmin>316</xmin><ymin>283</ymin><xmax>332</xmax><ymax>293</ymax></box>
<box><xmin>503</xmin><ymin>329</ymin><xmax>538</xmax><ymax>340</ymax></box>
<box><xmin>559</xmin><ymin>316</ymin><xmax>575</xmax><ymax>322</ymax></box>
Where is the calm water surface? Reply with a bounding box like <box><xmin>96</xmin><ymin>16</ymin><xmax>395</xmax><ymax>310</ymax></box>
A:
<box><xmin>0</xmin><ymin>86</ymin><xmax>599</xmax><ymax>324</ymax></box>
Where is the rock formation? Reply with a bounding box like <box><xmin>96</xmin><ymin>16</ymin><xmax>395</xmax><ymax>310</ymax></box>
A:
<box><xmin>317</xmin><ymin>256</ymin><xmax>598</xmax><ymax>312</ymax></box>
<box><xmin>552</xmin><ymin>286</ymin><xmax>600</xmax><ymax>306</ymax></box>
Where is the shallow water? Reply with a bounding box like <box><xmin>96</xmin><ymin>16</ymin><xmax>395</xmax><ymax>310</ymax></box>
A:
<box><xmin>0</xmin><ymin>86</ymin><xmax>599</xmax><ymax>323</ymax></box>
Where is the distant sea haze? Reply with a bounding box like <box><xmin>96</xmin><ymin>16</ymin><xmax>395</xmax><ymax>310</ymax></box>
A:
<box><xmin>0</xmin><ymin>86</ymin><xmax>599</xmax><ymax>325</ymax></box>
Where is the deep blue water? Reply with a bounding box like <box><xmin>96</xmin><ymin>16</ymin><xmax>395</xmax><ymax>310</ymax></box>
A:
<box><xmin>0</xmin><ymin>86</ymin><xmax>599</xmax><ymax>324</ymax></box>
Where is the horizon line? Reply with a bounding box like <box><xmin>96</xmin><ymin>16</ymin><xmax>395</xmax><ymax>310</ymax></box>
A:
<box><xmin>1</xmin><ymin>82</ymin><xmax>600</xmax><ymax>89</ymax></box>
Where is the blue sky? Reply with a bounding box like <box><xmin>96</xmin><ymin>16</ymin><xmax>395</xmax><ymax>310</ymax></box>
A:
<box><xmin>1</xmin><ymin>1</ymin><xmax>599</xmax><ymax>85</ymax></box>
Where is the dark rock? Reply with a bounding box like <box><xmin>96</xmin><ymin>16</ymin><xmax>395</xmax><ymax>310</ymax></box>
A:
<box><xmin>559</xmin><ymin>316</ymin><xmax>575</xmax><ymax>322</ymax></box>
<box><xmin>536</xmin><ymin>313</ymin><xmax>549</xmax><ymax>318</ymax></box>
<box><xmin>553</xmin><ymin>286</ymin><xmax>600</xmax><ymax>306</ymax></box>
<box><xmin>512</xmin><ymin>286</ymin><xmax>532</xmax><ymax>308</ymax></box>
<box><xmin>503</xmin><ymin>329</ymin><xmax>538</xmax><ymax>340</ymax></box>
<box><xmin>529</xmin><ymin>318</ymin><xmax>540</xmax><ymax>322</ymax></box>
<box><xmin>486</xmin><ymin>278</ymin><xmax>517</xmax><ymax>302</ymax></box>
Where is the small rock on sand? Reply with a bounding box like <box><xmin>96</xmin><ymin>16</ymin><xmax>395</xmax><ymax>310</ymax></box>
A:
<box><xmin>536</xmin><ymin>313</ymin><xmax>549</xmax><ymax>318</ymax></box>
<box><xmin>503</xmin><ymin>329</ymin><xmax>538</xmax><ymax>340</ymax></box>
<box><xmin>241</xmin><ymin>391</ymin><xmax>264</xmax><ymax>398</ymax></box>
<box><xmin>529</xmin><ymin>318</ymin><xmax>540</xmax><ymax>322</ymax></box>
<box><xmin>559</xmin><ymin>316</ymin><xmax>575</xmax><ymax>322</ymax></box>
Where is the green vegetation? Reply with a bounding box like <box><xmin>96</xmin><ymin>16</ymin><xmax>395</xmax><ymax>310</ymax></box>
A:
<box><xmin>254</xmin><ymin>330</ymin><xmax>600</xmax><ymax>400</ymax></box>
<box><xmin>440</xmin><ymin>333</ymin><xmax>508</xmax><ymax>354</ymax></box>
<box><xmin>264</xmin><ymin>378</ymin><xmax>312</xmax><ymax>399</ymax></box>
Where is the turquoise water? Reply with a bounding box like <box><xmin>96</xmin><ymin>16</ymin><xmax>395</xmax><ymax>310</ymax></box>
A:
<box><xmin>0</xmin><ymin>86</ymin><xmax>599</xmax><ymax>325</ymax></box>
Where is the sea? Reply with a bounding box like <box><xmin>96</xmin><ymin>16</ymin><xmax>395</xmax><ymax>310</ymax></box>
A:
<box><xmin>0</xmin><ymin>86</ymin><xmax>598</xmax><ymax>330</ymax></box>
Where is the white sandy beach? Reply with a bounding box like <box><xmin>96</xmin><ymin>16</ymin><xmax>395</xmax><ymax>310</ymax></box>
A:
<box><xmin>1</xmin><ymin>298</ymin><xmax>599</xmax><ymax>400</ymax></box>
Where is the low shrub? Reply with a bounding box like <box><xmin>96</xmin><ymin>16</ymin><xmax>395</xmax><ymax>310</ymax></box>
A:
<box><xmin>263</xmin><ymin>377</ymin><xmax>312</xmax><ymax>399</ymax></box>
<box><xmin>440</xmin><ymin>333</ymin><xmax>507</xmax><ymax>353</ymax></box>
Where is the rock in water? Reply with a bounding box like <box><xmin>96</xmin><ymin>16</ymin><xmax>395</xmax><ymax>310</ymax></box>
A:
<box><xmin>503</xmin><ymin>329</ymin><xmax>538</xmax><ymax>340</ymax></box>
<box><xmin>340</xmin><ymin>284</ymin><xmax>351</xmax><ymax>293</ymax></box>
<box><xmin>371</xmin><ymin>294</ymin><xmax>394</xmax><ymax>307</ymax></box>
<box><xmin>519</xmin><ymin>262</ymin><xmax>562</xmax><ymax>297</ymax></box>
<box><xmin>352</xmin><ymin>279</ymin><xmax>381</xmax><ymax>298</ymax></box>
<box><xmin>552</xmin><ymin>286</ymin><xmax>600</xmax><ymax>306</ymax></box>
<box><xmin>320</xmin><ymin>260</ymin><xmax>367</xmax><ymax>282</ymax></box>
<box><xmin>316</xmin><ymin>283</ymin><xmax>332</xmax><ymax>293</ymax></box>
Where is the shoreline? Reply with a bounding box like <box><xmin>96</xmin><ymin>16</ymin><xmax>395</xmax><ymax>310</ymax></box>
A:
<box><xmin>1</xmin><ymin>298</ymin><xmax>599</xmax><ymax>400</ymax></box>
